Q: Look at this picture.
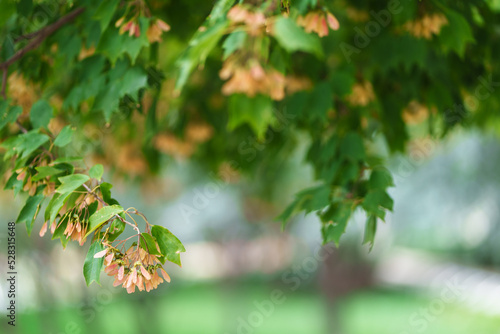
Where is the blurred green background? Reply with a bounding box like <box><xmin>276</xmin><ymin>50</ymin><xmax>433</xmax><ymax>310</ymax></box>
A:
<box><xmin>2</xmin><ymin>129</ymin><xmax>500</xmax><ymax>334</ymax></box>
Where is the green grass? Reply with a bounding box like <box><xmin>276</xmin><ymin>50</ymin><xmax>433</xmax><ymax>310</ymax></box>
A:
<box><xmin>341</xmin><ymin>290</ymin><xmax>500</xmax><ymax>334</ymax></box>
<box><xmin>4</xmin><ymin>283</ymin><xmax>500</xmax><ymax>334</ymax></box>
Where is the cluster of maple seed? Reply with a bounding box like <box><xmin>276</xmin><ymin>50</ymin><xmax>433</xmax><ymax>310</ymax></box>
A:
<box><xmin>222</xmin><ymin>5</ymin><xmax>283</xmax><ymax>100</ymax></box>
<box><xmin>23</xmin><ymin>154</ymin><xmax>170</xmax><ymax>293</ymax></box>
<box><xmin>347</xmin><ymin>81</ymin><xmax>376</xmax><ymax>107</ymax></box>
<box><xmin>297</xmin><ymin>10</ymin><xmax>340</xmax><ymax>37</ymax></box>
<box><xmin>40</xmin><ymin>192</ymin><xmax>100</xmax><ymax>246</ymax></box>
<box><xmin>227</xmin><ymin>5</ymin><xmax>267</xmax><ymax>36</ymax></box>
<box><xmin>219</xmin><ymin>58</ymin><xmax>312</xmax><ymax>100</ymax></box>
<box><xmin>146</xmin><ymin>19</ymin><xmax>171</xmax><ymax>43</ymax></box>
<box><xmin>404</xmin><ymin>13</ymin><xmax>448</xmax><ymax>39</ymax></box>
<box><xmin>14</xmin><ymin>157</ymin><xmax>99</xmax><ymax>246</ymax></box>
<box><xmin>219</xmin><ymin>5</ymin><xmax>327</xmax><ymax>100</ymax></box>
<box><xmin>112</xmin><ymin>3</ymin><xmax>338</xmax><ymax>101</ymax></box>
<box><xmin>16</xmin><ymin>163</ymin><xmax>55</xmax><ymax>197</ymax></box>
<box><xmin>402</xmin><ymin>100</ymin><xmax>431</xmax><ymax>124</ymax></box>
<box><xmin>95</xmin><ymin>245</ymin><xmax>170</xmax><ymax>293</ymax></box>
<box><xmin>115</xmin><ymin>16</ymin><xmax>170</xmax><ymax>43</ymax></box>
<box><xmin>220</xmin><ymin>57</ymin><xmax>286</xmax><ymax>100</ymax></box>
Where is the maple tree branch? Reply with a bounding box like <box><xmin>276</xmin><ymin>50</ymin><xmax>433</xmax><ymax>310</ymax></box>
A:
<box><xmin>0</xmin><ymin>8</ymin><xmax>85</xmax><ymax>70</ymax></box>
<box><xmin>13</xmin><ymin>31</ymin><xmax>40</xmax><ymax>43</ymax></box>
<box><xmin>0</xmin><ymin>7</ymin><xmax>85</xmax><ymax>99</ymax></box>
<box><xmin>1</xmin><ymin>69</ymin><xmax>6</xmax><ymax>99</ymax></box>
<box><xmin>6</xmin><ymin>4</ymin><xmax>137</xmax><ymax>237</ymax></box>
<box><xmin>15</xmin><ymin>120</ymin><xmax>28</xmax><ymax>133</ymax></box>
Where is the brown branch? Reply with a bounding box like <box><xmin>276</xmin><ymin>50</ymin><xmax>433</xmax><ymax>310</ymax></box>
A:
<box><xmin>82</xmin><ymin>183</ymin><xmax>106</xmax><ymax>206</ymax></box>
<box><xmin>15</xmin><ymin>120</ymin><xmax>28</xmax><ymax>133</ymax></box>
<box><xmin>0</xmin><ymin>7</ymin><xmax>85</xmax><ymax>98</ymax></box>
<box><xmin>13</xmin><ymin>31</ymin><xmax>40</xmax><ymax>43</ymax></box>
<box><xmin>1</xmin><ymin>69</ymin><xmax>6</xmax><ymax>99</ymax></box>
<box><xmin>0</xmin><ymin>7</ymin><xmax>85</xmax><ymax>70</ymax></box>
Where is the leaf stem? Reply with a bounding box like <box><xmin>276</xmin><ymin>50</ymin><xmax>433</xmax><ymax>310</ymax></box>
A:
<box><xmin>82</xmin><ymin>183</ymin><xmax>141</xmax><ymax>235</ymax></box>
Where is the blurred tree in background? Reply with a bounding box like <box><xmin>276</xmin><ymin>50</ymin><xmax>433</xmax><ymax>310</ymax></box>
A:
<box><xmin>0</xmin><ymin>0</ymin><xmax>499</xmax><ymax>291</ymax></box>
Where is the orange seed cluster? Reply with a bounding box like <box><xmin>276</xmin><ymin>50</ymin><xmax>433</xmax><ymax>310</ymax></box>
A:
<box><xmin>97</xmin><ymin>246</ymin><xmax>171</xmax><ymax>293</ymax></box>
<box><xmin>404</xmin><ymin>13</ymin><xmax>448</xmax><ymax>39</ymax></box>
<box><xmin>297</xmin><ymin>10</ymin><xmax>340</xmax><ymax>37</ymax></box>
<box><xmin>227</xmin><ymin>5</ymin><xmax>267</xmax><ymax>36</ymax></box>
<box><xmin>220</xmin><ymin>57</ymin><xmax>286</xmax><ymax>100</ymax></box>
<box><xmin>347</xmin><ymin>81</ymin><xmax>376</xmax><ymax>106</ymax></box>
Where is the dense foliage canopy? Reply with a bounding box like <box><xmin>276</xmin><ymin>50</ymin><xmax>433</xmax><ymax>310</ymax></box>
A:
<box><xmin>1</xmin><ymin>0</ymin><xmax>499</xmax><ymax>291</ymax></box>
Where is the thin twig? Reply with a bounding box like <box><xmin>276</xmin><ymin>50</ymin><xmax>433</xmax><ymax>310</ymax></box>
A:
<box><xmin>83</xmin><ymin>183</ymin><xmax>106</xmax><ymax>205</ymax></box>
<box><xmin>15</xmin><ymin>120</ymin><xmax>28</xmax><ymax>133</ymax></box>
<box><xmin>82</xmin><ymin>183</ymin><xmax>141</xmax><ymax>235</ymax></box>
<box><xmin>123</xmin><ymin>219</ymin><xmax>141</xmax><ymax>234</ymax></box>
